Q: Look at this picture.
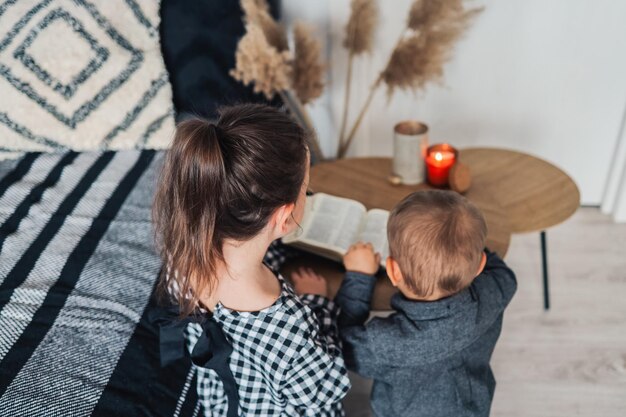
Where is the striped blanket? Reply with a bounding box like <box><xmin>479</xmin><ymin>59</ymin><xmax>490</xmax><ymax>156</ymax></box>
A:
<box><xmin>0</xmin><ymin>150</ymin><xmax>198</xmax><ymax>416</ymax></box>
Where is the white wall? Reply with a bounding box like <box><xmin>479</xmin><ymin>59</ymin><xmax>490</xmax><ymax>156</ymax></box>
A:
<box><xmin>601</xmin><ymin>105</ymin><xmax>626</xmax><ymax>221</ymax></box>
<box><xmin>284</xmin><ymin>0</ymin><xmax>626</xmax><ymax>205</ymax></box>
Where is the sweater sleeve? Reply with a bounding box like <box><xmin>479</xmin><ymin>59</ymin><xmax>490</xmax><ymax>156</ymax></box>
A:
<box><xmin>336</xmin><ymin>323</ymin><xmax>382</xmax><ymax>379</ymax></box>
<box><xmin>333</xmin><ymin>271</ymin><xmax>381</xmax><ymax>378</ymax></box>
<box><xmin>334</xmin><ymin>271</ymin><xmax>377</xmax><ymax>327</ymax></box>
<box><xmin>471</xmin><ymin>249</ymin><xmax>517</xmax><ymax>329</ymax></box>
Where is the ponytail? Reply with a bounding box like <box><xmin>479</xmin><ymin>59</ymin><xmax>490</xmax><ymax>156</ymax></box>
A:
<box><xmin>153</xmin><ymin>104</ymin><xmax>308</xmax><ymax>316</ymax></box>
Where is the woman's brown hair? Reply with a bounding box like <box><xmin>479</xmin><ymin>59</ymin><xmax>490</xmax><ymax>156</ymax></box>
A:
<box><xmin>153</xmin><ymin>104</ymin><xmax>308</xmax><ymax>316</ymax></box>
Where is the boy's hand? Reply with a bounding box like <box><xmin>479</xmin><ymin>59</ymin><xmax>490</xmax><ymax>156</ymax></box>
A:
<box><xmin>343</xmin><ymin>242</ymin><xmax>380</xmax><ymax>275</ymax></box>
<box><xmin>291</xmin><ymin>267</ymin><xmax>328</xmax><ymax>297</ymax></box>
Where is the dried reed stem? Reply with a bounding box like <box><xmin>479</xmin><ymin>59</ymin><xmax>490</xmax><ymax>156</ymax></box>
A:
<box><xmin>337</xmin><ymin>27</ymin><xmax>406</xmax><ymax>158</ymax></box>
<box><xmin>336</xmin><ymin>53</ymin><xmax>354</xmax><ymax>156</ymax></box>
<box><xmin>338</xmin><ymin>0</ymin><xmax>378</xmax><ymax>157</ymax></box>
<box><xmin>338</xmin><ymin>76</ymin><xmax>382</xmax><ymax>158</ymax></box>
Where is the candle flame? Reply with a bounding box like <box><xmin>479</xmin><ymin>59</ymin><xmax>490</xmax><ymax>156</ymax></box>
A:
<box><xmin>435</xmin><ymin>152</ymin><xmax>443</xmax><ymax>161</ymax></box>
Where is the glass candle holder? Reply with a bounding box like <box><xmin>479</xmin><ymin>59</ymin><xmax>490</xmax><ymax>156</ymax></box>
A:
<box><xmin>425</xmin><ymin>144</ymin><xmax>457</xmax><ymax>187</ymax></box>
<box><xmin>392</xmin><ymin>121</ymin><xmax>429</xmax><ymax>185</ymax></box>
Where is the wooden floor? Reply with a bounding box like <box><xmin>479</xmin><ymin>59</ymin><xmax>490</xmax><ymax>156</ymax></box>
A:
<box><xmin>343</xmin><ymin>207</ymin><xmax>626</xmax><ymax>416</ymax></box>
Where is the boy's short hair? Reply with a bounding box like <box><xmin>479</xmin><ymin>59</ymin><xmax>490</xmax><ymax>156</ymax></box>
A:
<box><xmin>387</xmin><ymin>190</ymin><xmax>487</xmax><ymax>298</ymax></box>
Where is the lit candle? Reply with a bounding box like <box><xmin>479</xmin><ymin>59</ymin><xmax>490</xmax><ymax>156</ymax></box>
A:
<box><xmin>425</xmin><ymin>144</ymin><xmax>457</xmax><ymax>187</ymax></box>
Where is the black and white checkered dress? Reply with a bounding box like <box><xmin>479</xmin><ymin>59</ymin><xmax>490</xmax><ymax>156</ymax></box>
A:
<box><xmin>183</xmin><ymin>244</ymin><xmax>351</xmax><ymax>416</ymax></box>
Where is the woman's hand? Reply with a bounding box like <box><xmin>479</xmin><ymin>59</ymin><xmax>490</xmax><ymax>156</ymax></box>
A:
<box><xmin>343</xmin><ymin>242</ymin><xmax>380</xmax><ymax>275</ymax></box>
<box><xmin>291</xmin><ymin>267</ymin><xmax>328</xmax><ymax>297</ymax></box>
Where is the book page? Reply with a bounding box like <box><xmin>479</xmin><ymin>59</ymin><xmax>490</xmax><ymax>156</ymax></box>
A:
<box><xmin>358</xmin><ymin>209</ymin><xmax>390</xmax><ymax>265</ymax></box>
<box><xmin>296</xmin><ymin>193</ymin><xmax>366</xmax><ymax>253</ymax></box>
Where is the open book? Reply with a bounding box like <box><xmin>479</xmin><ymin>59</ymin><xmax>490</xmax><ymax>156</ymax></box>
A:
<box><xmin>282</xmin><ymin>193</ymin><xmax>389</xmax><ymax>268</ymax></box>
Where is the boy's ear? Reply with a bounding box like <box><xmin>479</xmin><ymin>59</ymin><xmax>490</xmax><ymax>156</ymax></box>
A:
<box><xmin>272</xmin><ymin>203</ymin><xmax>295</xmax><ymax>234</ymax></box>
<box><xmin>475</xmin><ymin>251</ymin><xmax>487</xmax><ymax>276</ymax></box>
<box><xmin>385</xmin><ymin>257</ymin><xmax>404</xmax><ymax>287</ymax></box>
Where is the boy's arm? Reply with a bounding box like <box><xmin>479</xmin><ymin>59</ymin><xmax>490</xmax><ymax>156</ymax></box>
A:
<box><xmin>334</xmin><ymin>271</ymin><xmax>376</xmax><ymax>327</ymax></box>
<box><xmin>335</xmin><ymin>241</ymin><xmax>380</xmax><ymax>327</ymax></box>
<box><xmin>471</xmin><ymin>249</ymin><xmax>517</xmax><ymax>326</ymax></box>
<box><xmin>333</xmin><ymin>242</ymin><xmax>383</xmax><ymax>377</ymax></box>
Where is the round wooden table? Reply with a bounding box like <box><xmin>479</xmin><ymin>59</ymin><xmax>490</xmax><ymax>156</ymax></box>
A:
<box><xmin>282</xmin><ymin>148</ymin><xmax>580</xmax><ymax>310</ymax></box>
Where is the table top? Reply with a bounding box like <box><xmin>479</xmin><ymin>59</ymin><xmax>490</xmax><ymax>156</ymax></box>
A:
<box><xmin>282</xmin><ymin>147</ymin><xmax>580</xmax><ymax>310</ymax></box>
<box><xmin>460</xmin><ymin>148</ymin><xmax>580</xmax><ymax>233</ymax></box>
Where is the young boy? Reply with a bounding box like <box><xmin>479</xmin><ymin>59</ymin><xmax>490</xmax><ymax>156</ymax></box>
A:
<box><xmin>335</xmin><ymin>190</ymin><xmax>516</xmax><ymax>417</ymax></box>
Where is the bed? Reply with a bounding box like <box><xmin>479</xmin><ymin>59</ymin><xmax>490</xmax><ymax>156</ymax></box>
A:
<box><xmin>0</xmin><ymin>150</ymin><xmax>203</xmax><ymax>416</ymax></box>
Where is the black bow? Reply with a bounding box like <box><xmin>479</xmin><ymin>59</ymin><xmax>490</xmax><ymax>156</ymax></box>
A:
<box><xmin>148</xmin><ymin>304</ymin><xmax>240</xmax><ymax>417</ymax></box>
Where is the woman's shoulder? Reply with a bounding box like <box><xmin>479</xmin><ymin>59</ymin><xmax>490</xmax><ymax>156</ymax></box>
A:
<box><xmin>215</xmin><ymin>273</ymin><xmax>319</xmax><ymax>341</ymax></box>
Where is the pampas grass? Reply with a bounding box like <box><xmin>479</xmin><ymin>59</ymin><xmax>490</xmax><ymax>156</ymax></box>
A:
<box><xmin>293</xmin><ymin>22</ymin><xmax>325</xmax><ymax>105</ymax></box>
<box><xmin>230</xmin><ymin>24</ymin><xmax>291</xmax><ymax>99</ymax></box>
<box><xmin>240</xmin><ymin>0</ymin><xmax>288</xmax><ymax>51</ymax></box>
<box><xmin>231</xmin><ymin>0</ymin><xmax>326</xmax><ymax>160</ymax></box>
<box><xmin>384</xmin><ymin>1</ymin><xmax>481</xmax><ymax>95</ymax></box>
<box><xmin>382</xmin><ymin>28</ymin><xmax>463</xmax><ymax>94</ymax></box>
<box><xmin>408</xmin><ymin>0</ymin><xmax>463</xmax><ymax>31</ymax></box>
<box><xmin>338</xmin><ymin>0</ymin><xmax>482</xmax><ymax>158</ymax></box>
<box><xmin>343</xmin><ymin>0</ymin><xmax>378</xmax><ymax>54</ymax></box>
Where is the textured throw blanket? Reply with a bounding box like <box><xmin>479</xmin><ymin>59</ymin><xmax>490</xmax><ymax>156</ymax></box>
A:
<box><xmin>0</xmin><ymin>150</ymin><xmax>198</xmax><ymax>416</ymax></box>
<box><xmin>0</xmin><ymin>0</ymin><xmax>175</xmax><ymax>160</ymax></box>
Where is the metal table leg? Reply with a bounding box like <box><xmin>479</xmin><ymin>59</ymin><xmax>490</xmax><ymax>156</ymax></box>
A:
<box><xmin>541</xmin><ymin>230</ymin><xmax>549</xmax><ymax>310</ymax></box>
